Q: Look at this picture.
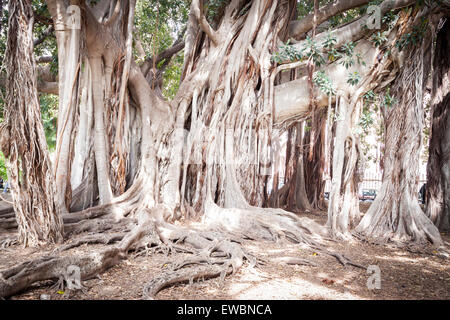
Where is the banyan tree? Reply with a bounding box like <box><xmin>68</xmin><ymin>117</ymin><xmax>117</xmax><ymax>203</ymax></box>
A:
<box><xmin>0</xmin><ymin>0</ymin><xmax>448</xmax><ymax>298</ymax></box>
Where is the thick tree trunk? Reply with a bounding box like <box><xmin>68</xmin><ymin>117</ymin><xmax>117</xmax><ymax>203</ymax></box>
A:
<box><xmin>303</xmin><ymin>108</ymin><xmax>327</xmax><ymax>210</ymax></box>
<box><xmin>46</xmin><ymin>0</ymin><xmax>81</xmax><ymax>213</ymax></box>
<box><xmin>89</xmin><ymin>56</ymin><xmax>114</xmax><ymax>205</ymax></box>
<box><xmin>0</xmin><ymin>0</ymin><xmax>63</xmax><ymax>247</ymax></box>
<box><xmin>426</xmin><ymin>17</ymin><xmax>450</xmax><ymax>231</ymax></box>
<box><xmin>273</xmin><ymin>123</ymin><xmax>312</xmax><ymax>212</ymax></box>
<box><xmin>356</xmin><ymin>43</ymin><xmax>443</xmax><ymax>246</ymax></box>
<box><xmin>327</xmin><ymin>94</ymin><xmax>361</xmax><ymax>239</ymax></box>
<box><xmin>1</xmin><ymin>0</ymin><xmax>428</xmax><ymax>298</ymax></box>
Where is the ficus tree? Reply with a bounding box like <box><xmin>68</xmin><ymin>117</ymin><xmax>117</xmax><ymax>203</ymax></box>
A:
<box><xmin>0</xmin><ymin>0</ymin><xmax>448</xmax><ymax>298</ymax></box>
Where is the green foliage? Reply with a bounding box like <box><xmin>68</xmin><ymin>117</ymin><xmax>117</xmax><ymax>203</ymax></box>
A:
<box><xmin>304</xmin><ymin>36</ymin><xmax>325</xmax><ymax>67</ymax></box>
<box><xmin>363</xmin><ymin>90</ymin><xmax>376</xmax><ymax>104</ymax></box>
<box><xmin>313</xmin><ymin>71</ymin><xmax>335</xmax><ymax>96</ymax></box>
<box><xmin>339</xmin><ymin>42</ymin><xmax>359</xmax><ymax>69</ymax></box>
<box><xmin>134</xmin><ymin>0</ymin><xmax>189</xmax><ymax>99</ymax></box>
<box><xmin>359</xmin><ymin>106</ymin><xmax>375</xmax><ymax>131</ymax></box>
<box><xmin>206</xmin><ymin>0</ymin><xmax>231</xmax><ymax>21</ymax></box>
<box><xmin>341</xmin><ymin>41</ymin><xmax>356</xmax><ymax>56</ymax></box>
<box><xmin>162</xmin><ymin>53</ymin><xmax>184</xmax><ymax>99</ymax></box>
<box><xmin>381</xmin><ymin>88</ymin><xmax>397</xmax><ymax>110</ymax></box>
<box><xmin>370</xmin><ymin>31</ymin><xmax>388</xmax><ymax>47</ymax></box>
<box><xmin>322</xmin><ymin>32</ymin><xmax>337</xmax><ymax>50</ymax></box>
<box><xmin>135</xmin><ymin>0</ymin><xmax>188</xmax><ymax>59</ymax></box>
<box><xmin>382</xmin><ymin>11</ymin><xmax>398</xmax><ymax>28</ymax></box>
<box><xmin>395</xmin><ymin>18</ymin><xmax>428</xmax><ymax>51</ymax></box>
<box><xmin>323</xmin><ymin>33</ymin><xmax>341</xmax><ymax>62</ymax></box>
<box><xmin>272</xmin><ymin>40</ymin><xmax>303</xmax><ymax>63</ymax></box>
<box><xmin>347</xmin><ymin>71</ymin><xmax>361</xmax><ymax>86</ymax></box>
<box><xmin>39</xmin><ymin>94</ymin><xmax>58</xmax><ymax>151</ymax></box>
<box><xmin>272</xmin><ymin>37</ymin><xmax>326</xmax><ymax>67</ymax></box>
<box><xmin>0</xmin><ymin>152</ymin><xmax>7</xmax><ymax>180</ymax></box>
<box><xmin>297</xmin><ymin>0</ymin><xmax>333</xmax><ymax>20</ymax></box>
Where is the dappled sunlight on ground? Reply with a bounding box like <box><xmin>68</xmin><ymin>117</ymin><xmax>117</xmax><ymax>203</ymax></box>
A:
<box><xmin>2</xmin><ymin>202</ymin><xmax>449</xmax><ymax>300</ymax></box>
<box><xmin>226</xmin><ymin>266</ymin><xmax>364</xmax><ymax>300</ymax></box>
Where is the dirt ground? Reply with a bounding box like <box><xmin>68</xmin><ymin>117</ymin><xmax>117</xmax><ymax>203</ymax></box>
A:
<box><xmin>1</xmin><ymin>200</ymin><xmax>449</xmax><ymax>300</ymax></box>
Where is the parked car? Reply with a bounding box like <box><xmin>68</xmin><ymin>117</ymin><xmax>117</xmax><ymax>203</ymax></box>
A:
<box><xmin>360</xmin><ymin>189</ymin><xmax>377</xmax><ymax>201</ymax></box>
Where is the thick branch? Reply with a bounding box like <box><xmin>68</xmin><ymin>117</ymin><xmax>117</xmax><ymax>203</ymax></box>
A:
<box><xmin>141</xmin><ymin>40</ymin><xmax>185</xmax><ymax>78</ymax></box>
<box><xmin>292</xmin><ymin>0</ymin><xmax>416</xmax><ymax>53</ymax></box>
<box><xmin>34</xmin><ymin>26</ymin><xmax>55</xmax><ymax>47</ymax></box>
<box><xmin>289</xmin><ymin>0</ymin><xmax>371</xmax><ymax>39</ymax></box>
<box><xmin>192</xmin><ymin>0</ymin><xmax>219</xmax><ymax>46</ymax></box>
<box><xmin>274</xmin><ymin>41</ymin><xmax>379</xmax><ymax>124</ymax></box>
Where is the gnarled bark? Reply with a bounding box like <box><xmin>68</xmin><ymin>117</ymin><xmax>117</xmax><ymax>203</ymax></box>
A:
<box><xmin>356</xmin><ymin>38</ymin><xmax>443</xmax><ymax>247</ymax></box>
<box><xmin>426</xmin><ymin>17</ymin><xmax>450</xmax><ymax>231</ymax></box>
<box><xmin>0</xmin><ymin>0</ymin><xmax>63</xmax><ymax>247</ymax></box>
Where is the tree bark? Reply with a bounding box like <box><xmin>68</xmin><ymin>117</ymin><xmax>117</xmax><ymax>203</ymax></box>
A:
<box><xmin>356</xmin><ymin>41</ymin><xmax>443</xmax><ymax>247</ymax></box>
<box><xmin>327</xmin><ymin>94</ymin><xmax>361</xmax><ymax>239</ymax></box>
<box><xmin>303</xmin><ymin>108</ymin><xmax>327</xmax><ymax>210</ymax></box>
<box><xmin>46</xmin><ymin>0</ymin><xmax>81</xmax><ymax>213</ymax></box>
<box><xmin>0</xmin><ymin>0</ymin><xmax>63</xmax><ymax>247</ymax></box>
<box><xmin>426</xmin><ymin>17</ymin><xmax>450</xmax><ymax>231</ymax></box>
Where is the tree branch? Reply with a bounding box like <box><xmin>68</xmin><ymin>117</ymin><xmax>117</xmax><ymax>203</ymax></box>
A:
<box><xmin>289</xmin><ymin>0</ymin><xmax>371</xmax><ymax>40</ymax></box>
<box><xmin>36</xmin><ymin>56</ymin><xmax>53</xmax><ymax>64</ymax></box>
<box><xmin>274</xmin><ymin>40</ymin><xmax>382</xmax><ymax>124</ymax></box>
<box><xmin>34</xmin><ymin>25</ymin><xmax>55</xmax><ymax>47</ymax></box>
<box><xmin>192</xmin><ymin>0</ymin><xmax>219</xmax><ymax>46</ymax></box>
<box><xmin>103</xmin><ymin>0</ymin><xmax>121</xmax><ymax>26</ymax></box>
<box><xmin>141</xmin><ymin>40</ymin><xmax>185</xmax><ymax>77</ymax></box>
<box><xmin>292</xmin><ymin>0</ymin><xmax>416</xmax><ymax>53</ymax></box>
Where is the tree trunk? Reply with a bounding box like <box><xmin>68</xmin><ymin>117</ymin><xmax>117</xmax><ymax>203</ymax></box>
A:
<box><xmin>356</xmin><ymin>41</ymin><xmax>443</xmax><ymax>246</ymax></box>
<box><xmin>0</xmin><ymin>0</ymin><xmax>63</xmax><ymax>247</ymax></box>
<box><xmin>46</xmin><ymin>0</ymin><xmax>81</xmax><ymax>213</ymax></box>
<box><xmin>327</xmin><ymin>94</ymin><xmax>361</xmax><ymax>239</ymax></box>
<box><xmin>426</xmin><ymin>17</ymin><xmax>450</xmax><ymax>231</ymax></box>
<box><xmin>303</xmin><ymin>108</ymin><xmax>327</xmax><ymax>210</ymax></box>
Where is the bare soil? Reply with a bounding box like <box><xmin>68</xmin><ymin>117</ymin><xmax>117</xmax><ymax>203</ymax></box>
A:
<box><xmin>1</xmin><ymin>200</ymin><xmax>449</xmax><ymax>300</ymax></box>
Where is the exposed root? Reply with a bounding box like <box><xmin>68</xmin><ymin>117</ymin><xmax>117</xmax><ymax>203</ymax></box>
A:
<box><xmin>0</xmin><ymin>206</ymin><xmax>159</xmax><ymax>299</ymax></box>
<box><xmin>140</xmin><ymin>220</ymin><xmax>249</xmax><ymax>299</ymax></box>
<box><xmin>311</xmin><ymin>245</ymin><xmax>365</xmax><ymax>269</ymax></box>
<box><xmin>142</xmin><ymin>264</ymin><xmax>228</xmax><ymax>300</ymax></box>
<box><xmin>204</xmin><ymin>202</ymin><xmax>327</xmax><ymax>247</ymax></box>
<box><xmin>0</xmin><ymin>198</ymin><xmax>362</xmax><ymax>299</ymax></box>
<box><xmin>0</xmin><ymin>237</ymin><xmax>18</xmax><ymax>249</ymax></box>
<box><xmin>271</xmin><ymin>256</ymin><xmax>318</xmax><ymax>267</ymax></box>
<box><xmin>55</xmin><ymin>232</ymin><xmax>126</xmax><ymax>253</ymax></box>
